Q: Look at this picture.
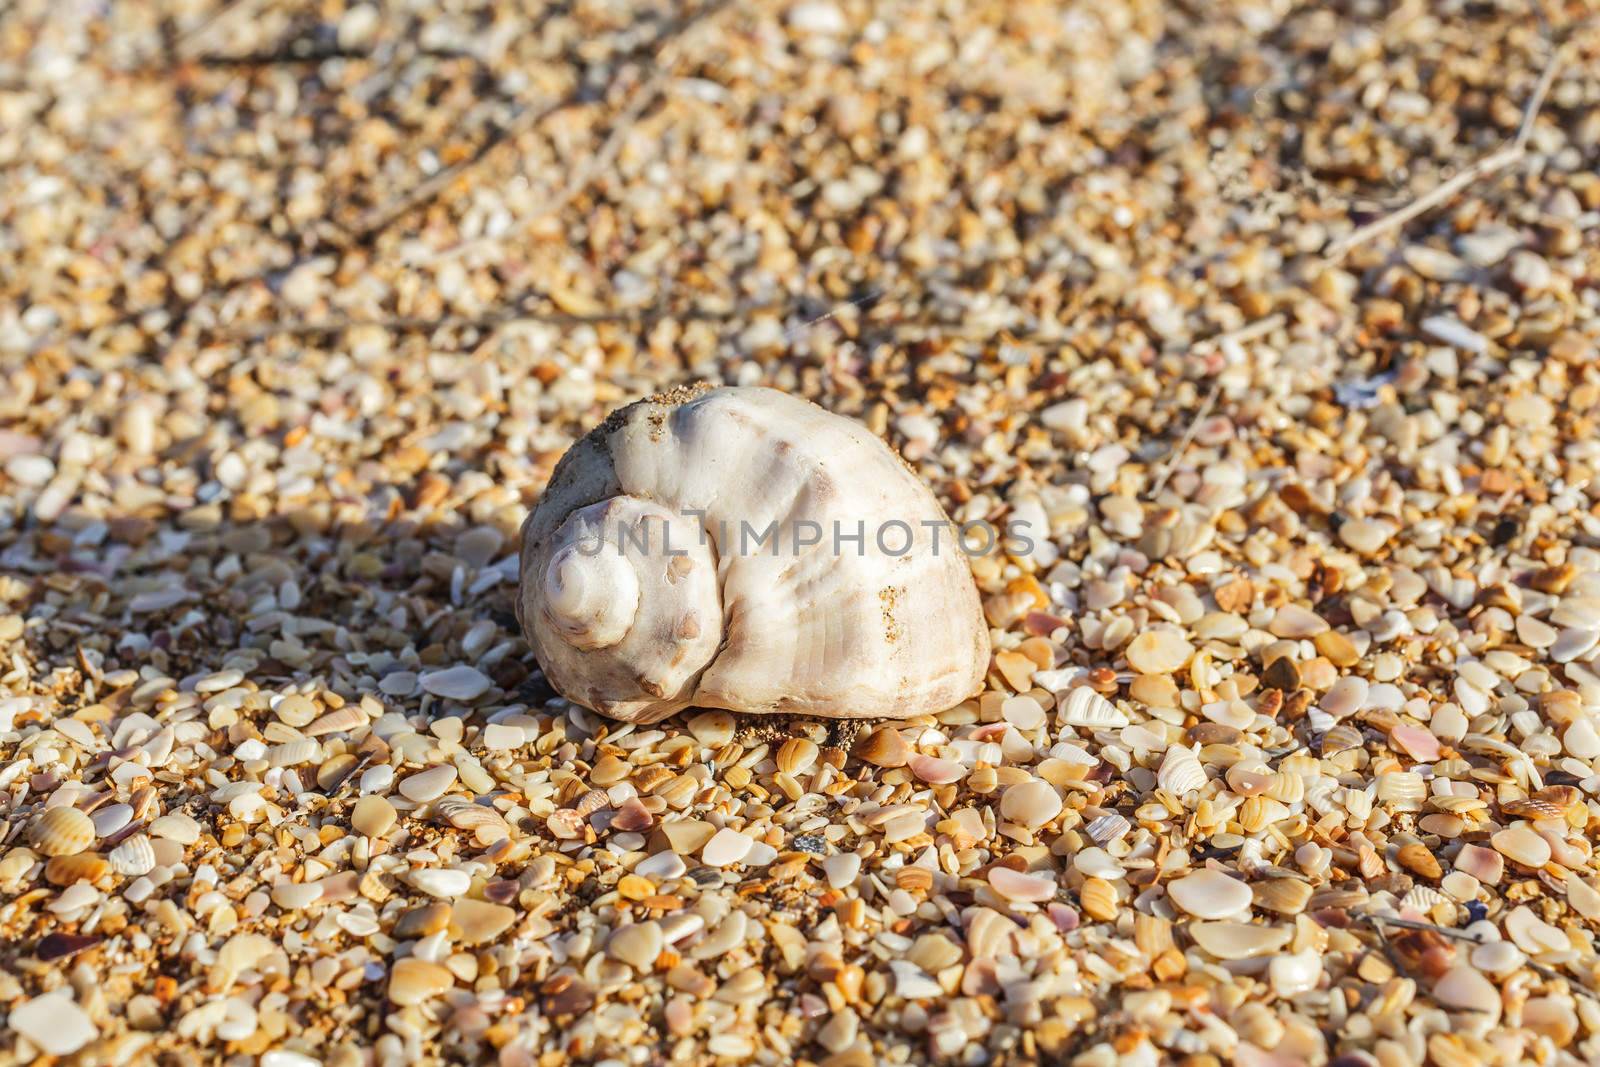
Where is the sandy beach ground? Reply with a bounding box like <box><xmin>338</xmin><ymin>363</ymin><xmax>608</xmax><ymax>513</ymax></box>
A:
<box><xmin>3</xmin><ymin>1</ymin><xmax>1600</xmax><ymax>1064</ymax></box>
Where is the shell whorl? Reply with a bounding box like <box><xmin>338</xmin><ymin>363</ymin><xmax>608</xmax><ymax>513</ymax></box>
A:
<box><xmin>542</xmin><ymin>537</ymin><xmax>639</xmax><ymax>650</ymax></box>
<box><xmin>524</xmin><ymin>494</ymin><xmax>722</xmax><ymax>720</ymax></box>
<box><xmin>518</xmin><ymin>385</ymin><xmax>991</xmax><ymax>723</ymax></box>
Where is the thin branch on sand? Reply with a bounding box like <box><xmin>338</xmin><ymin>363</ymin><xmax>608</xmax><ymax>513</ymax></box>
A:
<box><xmin>213</xmin><ymin>297</ymin><xmax>785</xmax><ymax>344</ymax></box>
<box><xmin>1321</xmin><ymin>47</ymin><xmax>1562</xmax><ymax>262</ymax></box>
<box><xmin>1147</xmin><ymin>382</ymin><xmax>1222</xmax><ymax>499</ymax></box>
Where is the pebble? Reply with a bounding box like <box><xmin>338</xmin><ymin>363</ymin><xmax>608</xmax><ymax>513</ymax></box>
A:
<box><xmin>352</xmin><ymin>795</ymin><xmax>397</xmax><ymax>837</ymax></box>
<box><xmin>420</xmin><ymin>666</ymin><xmax>492</xmax><ymax>701</ymax></box>
<box><xmin>824</xmin><ymin>852</ymin><xmax>862</xmax><ymax>888</ymax></box>
<box><xmin>1168</xmin><ymin>869</ymin><xmax>1253</xmax><ymax>919</ymax></box>
<box><xmin>1125</xmin><ymin>630</ymin><xmax>1193</xmax><ymax>674</ymax></box>
<box><xmin>998</xmin><ymin>779</ymin><xmax>1062</xmax><ymax>828</ymax></box>
<box><xmin>1337</xmin><ymin>518</ymin><xmax>1391</xmax><ymax>556</ymax></box>
<box><xmin>388</xmin><ymin>958</ymin><xmax>455</xmax><ymax>1005</ymax></box>
<box><xmin>608</xmin><ymin>922</ymin><xmax>665</xmax><ymax>970</ymax></box>
<box><xmin>702</xmin><ymin>828</ymin><xmax>755</xmax><ymax>866</ymax></box>
<box><xmin>272</xmin><ymin>882</ymin><xmax>325</xmax><ymax>910</ymax></box>
<box><xmin>1432</xmin><ymin>965</ymin><xmax>1502</xmax><ymax>1021</ymax></box>
<box><xmin>1491</xmin><ymin>824</ymin><xmax>1551</xmax><ymax>868</ymax></box>
<box><xmin>399</xmin><ymin>765</ymin><xmax>458</xmax><ymax>802</ymax></box>
<box><xmin>687</xmin><ymin>711</ymin><xmax>735</xmax><ymax>747</ymax></box>
<box><xmin>454</xmin><ymin>899</ymin><xmax>516</xmax><ymax>945</ymax></box>
<box><xmin>9</xmin><ymin>991</ymin><xmax>98</xmax><ymax>1055</ymax></box>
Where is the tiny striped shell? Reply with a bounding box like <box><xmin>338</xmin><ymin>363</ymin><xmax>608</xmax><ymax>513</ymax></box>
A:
<box><xmin>28</xmin><ymin>806</ymin><xmax>96</xmax><ymax>857</ymax></box>
<box><xmin>45</xmin><ymin>852</ymin><xmax>108</xmax><ymax>885</ymax></box>
<box><xmin>109</xmin><ymin>833</ymin><xmax>157</xmax><ymax>876</ymax></box>
<box><xmin>1376</xmin><ymin>771</ymin><xmax>1425</xmax><ymax>809</ymax></box>
<box><xmin>1501</xmin><ymin>797</ymin><xmax>1565</xmax><ymax>820</ymax></box>
<box><xmin>1265</xmin><ymin>772</ymin><xmax>1305</xmax><ymax>804</ymax></box>
<box><xmin>572</xmin><ymin>789</ymin><xmax>610</xmax><ymax>817</ymax></box>
<box><xmin>1061</xmin><ymin>688</ymin><xmax>1130</xmax><ymax>728</ymax></box>
<box><xmin>1156</xmin><ymin>746</ymin><xmax>1207</xmax><ymax>796</ymax></box>
<box><xmin>434</xmin><ymin>796</ymin><xmax>512</xmax><ymax>843</ymax></box>
<box><xmin>1078</xmin><ymin>877</ymin><xmax>1119</xmax><ymax>921</ymax></box>
<box><xmin>1239</xmin><ymin>796</ymin><xmax>1291</xmax><ymax>833</ymax></box>
<box><xmin>1319</xmin><ymin>723</ymin><xmax>1363</xmax><ymax>753</ymax></box>
<box><xmin>269</xmin><ymin>739</ymin><xmax>321</xmax><ymax>767</ymax></box>
<box><xmin>303</xmin><ymin>705</ymin><xmax>368</xmax><ymax>737</ymax></box>
<box><xmin>1085</xmin><ymin>813</ymin><xmax>1131</xmax><ymax>845</ymax></box>
<box><xmin>1304</xmin><ymin>776</ymin><xmax>1340</xmax><ymax>815</ymax></box>
<box><xmin>1401</xmin><ymin>885</ymin><xmax>1450</xmax><ymax>912</ymax></box>
<box><xmin>1251</xmin><ymin>878</ymin><xmax>1312</xmax><ymax>915</ymax></box>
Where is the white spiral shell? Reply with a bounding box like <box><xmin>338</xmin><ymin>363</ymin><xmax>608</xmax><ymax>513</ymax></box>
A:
<box><xmin>517</xmin><ymin>385</ymin><xmax>990</xmax><ymax>723</ymax></box>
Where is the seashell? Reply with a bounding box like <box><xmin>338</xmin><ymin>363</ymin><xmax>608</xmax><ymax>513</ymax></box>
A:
<box><xmin>1264</xmin><ymin>772</ymin><xmax>1305</xmax><ymax>805</ymax></box>
<box><xmin>1376</xmin><ymin>771</ymin><xmax>1426</xmax><ymax>809</ymax></box>
<box><xmin>1492</xmin><ymin>824</ymin><xmax>1551</xmax><ymax>868</ymax></box>
<box><xmin>28</xmin><ymin>807</ymin><xmax>95</xmax><ymax>857</ymax></box>
<box><xmin>546</xmin><ymin>809</ymin><xmax>586</xmax><ymax>840</ymax></box>
<box><xmin>407</xmin><ymin>867</ymin><xmax>472</xmax><ymax>898</ymax></box>
<box><xmin>998</xmin><ymin>779</ymin><xmax>1062</xmax><ymax>828</ymax></box>
<box><xmin>1189</xmin><ymin>921</ymin><xmax>1291</xmax><ymax>960</ymax></box>
<box><xmin>1060</xmin><ymin>687</ymin><xmax>1129</xmax><ymax>728</ymax></box>
<box><xmin>572</xmin><ymin>788</ymin><xmax>611</xmax><ymax>817</ymax></box>
<box><xmin>1078</xmin><ymin>877</ymin><xmax>1119</xmax><ymax>921</ymax></box>
<box><xmin>1167</xmin><ymin>868</ymin><xmax>1252</xmax><ymax>919</ymax></box>
<box><xmin>1156</xmin><ymin>746</ymin><xmax>1207</xmax><ymax>796</ymax></box>
<box><xmin>1225</xmin><ymin>763</ymin><xmax>1271</xmax><ymax>796</ymax></box>
<box><xmin>1239</xmin><ymin>796</ymin><xmax>1291</xmax><ymax>834</ymax></box>
<box><xmin>303</xmin><ymin>705</ymin><xmax>368</xmax><ymax>737</ymax></box>
<box><xmin>433</xmin><ymin>796</ymin><xmax>512</xmax><ymax>844</ymax></box>
<box><xmin>1251</xmin><ymin>878</ymin><xmax>1312</xmax><ymax>915</ymax></box>
<box><xmin>1319</xmin><ymin>723</ymin><xmax>1363</xmax><ymax>753</ymax></box>
<box><xmin>1401</xmin><ymin>885</ymin><xmax>1450</xmax><ymax>912</ymax></box>
<box><xmin>1269</xmin><ymin>951</ymin><xmax>1322</xmax><ymax>997</ymax></box>
<box><xmin>987</xmin><ymin>866</ymin><xmax>1055</xmax><ymax>903</ymax></box>
<box><xmin>44</xmin><ymin>852</ymin><xmax>108</xmax><ymax>886</ymax></box>
<box><xmin>853</xmin><ymin>726</ymin><xmax>910</xmax><ymax>768</ymax></box>
<box><xmin>1397</xmin><ymin>843</ymin><xmax>1442</xmax><ymax>880</ymax></box>
<box><xmin>776</xmin><ymin>738</ymin><xmax>819</xmax><ymax>776</ymax></box>
<box><xmin>516</xmin><ymin>386</ymin><xmax>989</xmax><ymax>722</ymax></box>
<box><xmin>1084</xmin><ymin>813</ymin><xmax>1130</xmax><ymax>845</ymax></box>
<box><xmin>907</xmin><ymin>753</ymin><xmax>966</xmax><ymax>785</ymax></box>
<box><xmin>108</xmin><ymin>834</ymin><xmax>157</xmax><ymax>877</ymax></box>
<box><xmin>1500</xmin><ymin>797</ymin><xmax>1565</xmax><ymax>820</ymax></box>
<box><xmin>269</xmin><ymin>739</ymin><xmax>321</xmax><ymax>767</ymax></box>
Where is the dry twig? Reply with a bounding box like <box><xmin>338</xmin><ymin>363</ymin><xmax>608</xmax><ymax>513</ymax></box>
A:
<box><xmin>1148</xmin><ymin>383</ymin><xmax>1222</xmax><ymax>498</ymax></box>
<box><xmin>1321</xmin><ymin>47</ymin><xmax>1562</xmax><ymax>262</ymax></box>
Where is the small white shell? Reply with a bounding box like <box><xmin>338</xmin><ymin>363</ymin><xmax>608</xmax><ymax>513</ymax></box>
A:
<box><xmin>1157</xmin><ymin>745</ymin><xmax>1207</xmax><ymax>796</ymax></box>
<box><xmin>108</xmin><ymin>834</ymin><xmax>157</xmax><ymax>877</ymax></box>
<box><xmin>1060</xmin><ymin>688</ymin><xmax>1130</xmax><ymax>728</ymax></box>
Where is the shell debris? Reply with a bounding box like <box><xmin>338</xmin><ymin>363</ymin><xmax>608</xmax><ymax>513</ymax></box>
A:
<box><xmin>0</xmin><ymin>1</ymin><xmax>1596</xmax><ymax>1064</ymax></box>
